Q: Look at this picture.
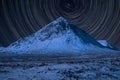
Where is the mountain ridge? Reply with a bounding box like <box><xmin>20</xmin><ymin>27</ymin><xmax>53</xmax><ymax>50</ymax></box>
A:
<box><xmin>0</xmin><ymin>17</ymin><xmax>119</xmax><ymax>54</ymax></box>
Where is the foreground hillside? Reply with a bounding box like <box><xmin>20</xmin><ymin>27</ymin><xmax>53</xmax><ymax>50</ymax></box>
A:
<box><xmin>0</xmin><ymin>53</ymin><xmax>120</xmax><ymax>80</ymax></box>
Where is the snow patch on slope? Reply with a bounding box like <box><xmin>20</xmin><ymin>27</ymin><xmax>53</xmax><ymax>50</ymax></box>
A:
<box><xmin>97</xmin><ymin>40</ymin><xmax>118</xmax><ymax>50</ymax></box>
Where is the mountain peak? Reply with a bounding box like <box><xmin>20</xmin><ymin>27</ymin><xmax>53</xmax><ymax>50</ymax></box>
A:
<box><xmin>36</xmin><ymin>17</ymin><xmax>103</xmax><ymax>47</ymax></box>
<box><xmin>35</xmin><ymin>17</ymin><xmax>71</xmax><ymax>41</ymax></box>
<box><xmin>39</xmin><ymin>17</ymin><xmax>71</xmax><ymax>34</ymax></box>
<box><xmin>51</xmin><ymin>17</ymin><xmax>69</xmax><ymax>27</ymax></box>
<box><xmin>56</xmin><ymin>17</ymin><xmax>68</xmax><ymax>22</ymax></box>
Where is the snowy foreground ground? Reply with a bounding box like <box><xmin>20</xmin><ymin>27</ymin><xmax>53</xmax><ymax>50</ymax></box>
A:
<box><xmin>0</xmin><ymin>53</ymin><xmax>120</xmax><ymax>80</ymax></box>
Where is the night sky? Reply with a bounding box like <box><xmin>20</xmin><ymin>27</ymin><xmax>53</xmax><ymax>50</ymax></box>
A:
<box><xmin>0</xmin><ymin>0</ymin><xmax>120</xmax><ymax>49</ymax></box>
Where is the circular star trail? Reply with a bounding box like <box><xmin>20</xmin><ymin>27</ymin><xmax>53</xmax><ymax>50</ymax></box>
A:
<box><xmin>0</xmin><ymin>0</ymin><xmax>120</xmax><ymax>48</ymax></box>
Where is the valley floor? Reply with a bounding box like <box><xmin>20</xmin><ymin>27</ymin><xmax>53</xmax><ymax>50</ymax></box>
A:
<box><xmin>0</xmin><ymin>53</ymin><xmax>120</xmax><ymax>80</ymax></box>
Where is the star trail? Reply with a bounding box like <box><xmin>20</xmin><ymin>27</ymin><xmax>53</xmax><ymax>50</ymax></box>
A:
<box><xmin>0</xmin><ymin>0</ymin><xmax>120</xmax><ymax>49</ymax></box>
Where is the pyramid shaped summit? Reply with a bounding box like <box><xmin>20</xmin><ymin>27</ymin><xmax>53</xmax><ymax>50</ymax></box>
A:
<box><xmin>47</xmin><ymin>17</ymin><xmax>69</xmax><ymax>28</ymax></box>
<box><xmin>0</xmin><ymin>17</ymin><xmax>118</xmax><ymax>54</ymax></box>
<box><xmin>56</xmin><ymin>17</ymin><xmax>68</xmax><ymax>22</ymax></box>
<box><xmin>36</xmin><ymin>17</ymin><xmax>70</xmax><ymax>38</ymax></box>
<box><xmin>37</xmin><ymin>17</ymin><xmax>102</xmax><ymax>46</ymax></box>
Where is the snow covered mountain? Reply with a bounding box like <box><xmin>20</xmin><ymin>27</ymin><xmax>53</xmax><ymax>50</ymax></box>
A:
<box><xmin>0</xmin><ymin>17</ymin><xmax>118</xmax><ymax>54</ymax></box>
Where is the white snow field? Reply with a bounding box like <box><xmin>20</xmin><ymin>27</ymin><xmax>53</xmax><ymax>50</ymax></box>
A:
<box><xmin>97</xmin><ymin>40</ymin><xmax>118</xmax><ymax>50</ymax></box>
